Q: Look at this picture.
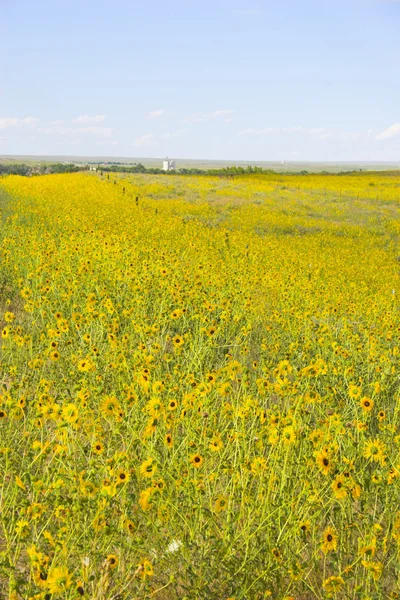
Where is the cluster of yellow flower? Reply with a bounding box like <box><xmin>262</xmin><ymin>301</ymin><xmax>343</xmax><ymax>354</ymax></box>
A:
<box><xmin>0</xmin><ymin>170</ymin><xmax>399</xmax><ymax>598</ymax></box>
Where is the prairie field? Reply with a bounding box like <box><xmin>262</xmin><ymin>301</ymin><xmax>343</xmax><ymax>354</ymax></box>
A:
<box><xmin>0</xmin><ymin>171</ymin><xmax>400</xmax><ymax>599</ymax></box>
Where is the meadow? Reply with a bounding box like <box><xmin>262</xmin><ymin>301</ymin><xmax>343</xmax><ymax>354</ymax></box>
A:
<box><xmin>0</xmin><ymin>170</ymin><xmax>399</xmax><ymax>599</ymax></box>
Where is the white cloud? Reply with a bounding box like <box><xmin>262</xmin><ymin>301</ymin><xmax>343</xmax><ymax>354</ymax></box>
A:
<box><xmin>282</xmin><ymin>126</ymin><xmax>329</xmax><ymax>136</ymax></box>
<box><xmin>339</xmin><ymin>130</ymin><xmax>370</xmax><ymax>141</ymax></box>
<box><xmin>133</xmin><ymin>133</ymin><xmax>157</xmax><ymax>147</ymax></box>
<box><xmin>376</xmin><ymin>123</ymin><xmax>400</xmax><ymax>140</ymax></box>
<box><xmin>77</xmin><ymin>126</ymin><xmax>113</xmax><ymax>138</ymax></box>
<box><xmin>239</xmin><ymin>127</ymin><xmax>275</xmax><ymax>135</ymax></box>
<box><xmin>0</xmin><ymin>117</ymin><xmax>38</xmax><ymax>129</ymax></box>
<box><xmin>131</xmin><ymin>129</ymin><xmax>185</xmax><ymax>146</ymax></box>
<box><xmin>240</xmin><ymin>126</ymin><xmax>371</xmax><ymax>140</ymax></box>
<box><xmin>212</xmin><ymin>110</ymin><xmax>234</xmax><ymax>119</ymax></box>
<box><xmin>182</xmin><ymin>110</ymin><xmax>234</xmax><ymax>123</ymax></box>
<box><xmin>37</xmin><ymin>124</ymin><xmax>114</xmax><ymax>138</ymax></box>
<box><xmin>160</xmin><ymin>129</ymin><xmax>186</xmax><ymax>139</ymax></box>
<box><xmin>72</xmin><ymin>114</ymin><xmax>106</xmax><ymax>124</ymax></box>
<box><xmin>37</xmin><ymin>125</ymin><xmax>72</xmax><ymax>135</ymax></box>
<box><xmin>240</xmin><ymin>127</ymin><xmax>323</xmax><ymax>136</ymax></box>
<box><xmin>148</xmin><ymin>109</ymin><xmax>165</xmax><ymax>119</ymax></box>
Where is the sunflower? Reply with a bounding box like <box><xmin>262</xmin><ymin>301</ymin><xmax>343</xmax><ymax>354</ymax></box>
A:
<box><xmin>93</xmin><ymin>441</ymin><xmax>104</xmax><ymax>455</ymax></box>
<box><xmin>77</xmin><ymin>358</ymin><xmax>92</xmax><ymax>372</ymax></box>
<box><xmin>359</xmin><ymin>537</ymin><xmax>376</xmax><ymax>557</ymax></box>
<box><xmin>371</xmin><ymin>473</ymin><xmax>381</xmax><ymax>485</ymax></box>
<box><xmin>209</xmin><ymin>436</ymin><xmax>223</xmax><ymax>452</ymax></box>
<box><xmin>348</xmin><ymin>384</ymin><xmax>361</xmax><ymax>399</ymax></box>
<box><xmin>3</xmin><ymin>311</ymin><xmax>15</xmax><ymax>322</ymax></box>
<box><xmin>388</xmin><ymin>467</ymin><xmax>399</xmax><ymax>484</ymax></box>
<box><xmin>153</xmin><ymin>478</ymin><xmax>165</xmax><ymax>490</ymax></box>
<box><xmin>360</xmin><ymin>396</ymin><xmax>374</xmax><ymax>412</ymax></box>
<box><xmin>11</xmin><ymin>407</ymin><xmax>24</xmax><ymax>421</ymax></box>
<box><xmin>206</xmin><ymin>326</ymin><xmax>217</xmax><ymax>337</ymax></box>
<box><xmin>147</xmin><ymin>397</ymin><xmax>163</xmax><ymax>416</ymax></box>
<box><xmin>214</xmin><ymin>495</ymin><xmax>228</xmax><ymax>512</ymax></box>
<box><xmin>15</xmin><ymin>519</ymin><xmax>30</xmax><ymax>538</ymax></box>
<box><xmin>17</xmin><ymin>397</ymin><xmax>26</xmax><ymax>408</ymax></box>
<box><xmin>361</xmin><ymin>560</ymin><xmax>383</xmax><ymax>581</ymax></box>
<box><xmin>282</xmin><ymin>425</ymin><xmax>296</xmax><ymax>446</ymax></box>
<box><xmin>165</xmin><ymin>432</ymin><xmax>173</xmax><ymax>448</ymax></box>
<box><xmin>196</xmin><ymin>382</ymin><xmax>209</xmax><ymax>396</ymax></box>
<box><xmin>206</xmin><ymin>372</ymin><xmax>217</xmax><ymax>384</ymax></box>
<box><xmin>218</xmin><ymin>382</ymin><xmax>232</xmax><ymax>397</ymax></box>
<box><xmin>20</xmin><ymin>287</ymin><xmax>31</xmax><ymax>299</ymax></box>
<box><xmin>167</xmin><ymin>398</ymin><xmax>178</xmax><ymax>411</ymax></box>
<box><xmin>137</xmin><ymin>558</ymin><xmax>154</xmax><ymax>579</ymax></box>
<box><xmin>61</xmin><ymin>403</ymin><xmax>79</xmax><ymax>424</ymax></box>
<box><xmin>125</xmin><ymin>518</ymin><xmax>135</xmax><ymax>535</ymax></box>
<box><xmin>190</xmin><ymin>453</ymin><xmax>204</xmax><ymax>468</ymax></box>
<box><xmin>377</xmin><ymin>410</ymin><xmax>386</xmax><ymax>422</ymax></box>
<box><xmin>116</xmin><ymin>469</ymin><xmax>130</xmax><ymax>485</ymax></box>
<box><xmin>50</xmin><ymin>350</ymin><xmax>60</xmax><ymax>361</ymax></box>
<box><xmin>331</xmin><ymin>474</ymin><xmax>347</xmax><ymax>500</ymax></box>
<box><xmin>315</xmin><ymin>449</ymin><xmax>332</xmax><ymax>475</ymax></box>
<box><xmin>152</xmin><ymin>380</ymin><xmax>165</xmax><ymax>394</ymax></box>
<box><xmin>348</xmin><ymin>479</ymin><xmax>362</xmax><ymax>499</ymax></box>
<box><xmin>288</xmin><ymin>561</ymin><xmax>304</xmax><ymax>581</ymax></box>
<box><xmin>80</xmin><ymin>481</ymin><xmax>97</xmax><ymax>498</ymax></box>
<box><xmin>299</xmin><ymin>520</ymin><xmax>311</xmax><ymax>534</ymax></box>
<box><xmin>106</xmin><ymin>554</ymin><xmax>119</xmax><ymax>569</ymax></box>
<box><xmin>28</xmin><ymin>502</ymin><xmax>47</xmax><ymax>520</ymax></box>
<box><xmin>323</xmin><ymin>576</ymin><xmax>344</xmax><ymax>593</ymax></box>
<box><xmin>101</xmin><ymin>479</ymin><xmax>117</xmax><ymax>498</ymax></box>
<box><xmin>139</xmin><ymin>487</ymin><xmax>154</xmax><ymax>511</ymax></box>
<box><xmin>0</xmin><ymin>409</ymin><xmax>7</xmax><ymax>419</ymax></box>
<box><xmin>271</xmin><ymin>547</ymin><xmax>283</xmax><ymax>562</ymax></box>
<box><xmin>100</xmin><ymin>396</ymin><xmax>120</xmax><ymax>418</ymax></box>
<box><xmin>92</xmin><ymin>513</ymin><xmax>108</xmax><ymax>531</ymax></box>
<box><xmin>364</xmin><ymin>439</ymin><xmax>386</xmax><ymax>464</ymax></box>
<box><xmin>268</xmin><ymin>428</ymin><xmax>279</xmax><ymax>445</ymax></box>
<box><xmin>144</xmin><ymin>417</ymin><xmax>158</xmax><ymax>437</ymax></box>
<box><xmin>140</xmin><ymin>458</ymin><xmax>157</xmax><ymax>478</ymax></box>
<box><xmin>173</xmin><ymin>335</ymin><xmax>184</xmax><ymax>348</ymax></box>
<box><xmin>321</xmin><ymin>526</ymin><xmax>338</xmax><ymax>553</ymax></box>
<box><xmin>46</xmin><ymin>566</ymin><xmax>72</xmax><ymax>593</ymax></box>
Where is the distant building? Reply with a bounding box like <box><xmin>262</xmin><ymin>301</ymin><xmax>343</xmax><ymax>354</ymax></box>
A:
<box><xmin>89</xmin><ymin>166</ymin><xmax>97</xmax><ymax>171</ymax></box>
<box><xmin>162</xmin><ymin>158</ymin><xmax>176</xmax><ymax>171</ymax></box>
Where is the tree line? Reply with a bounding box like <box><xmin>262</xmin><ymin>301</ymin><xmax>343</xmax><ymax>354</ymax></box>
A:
<box><xmin>0</xmin><ymin>163</ymin><xmax>84</xmax><ymax>176</ymax></box>
<box><xmin>1</xmin><ymin>161</ymin><xmax>388</xmax><ymax>178</ymax></box>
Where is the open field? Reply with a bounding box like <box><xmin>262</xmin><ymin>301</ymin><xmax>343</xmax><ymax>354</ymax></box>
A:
<box><xmin>1</xmin><ymin>154</ymin><xmax>400</xmax><ymax>173</ymax></box>
<box><xmin>0</xmin><ymin>171</ymin><xmax>399</xmax><ymax>599</ymax></box>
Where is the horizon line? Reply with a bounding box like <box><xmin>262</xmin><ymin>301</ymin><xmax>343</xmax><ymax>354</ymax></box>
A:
<box><xmin>1</xmin><ymin>154</ymin><xmax>400</xmax><ymax>165</ymax></box>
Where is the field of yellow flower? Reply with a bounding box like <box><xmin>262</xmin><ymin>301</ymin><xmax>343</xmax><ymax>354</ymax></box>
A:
<box><xmin>0</xmin><ymin>170</ymin><xmax>399</xmax><ymax>599</ymax></box>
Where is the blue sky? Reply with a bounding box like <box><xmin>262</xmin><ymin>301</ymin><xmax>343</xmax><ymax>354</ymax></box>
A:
<box><xmin>1</xmin><ymin>0</ymin><xmax>399</xmax><ymax>161</ymax></box>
